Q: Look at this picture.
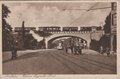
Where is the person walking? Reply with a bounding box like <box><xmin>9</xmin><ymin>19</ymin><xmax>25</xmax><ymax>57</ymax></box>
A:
<box><xmin>70</xmin><ymin>38</ymin><xmax>74</xmax><ymax>54</ymax></box>
<box><xmin>105</xmin><ymin>47</ymin><xmax>110</xmax><ymax>57</ymax></box>
<box><xmin>79</xmin><ymin>39</ymin><xmax>83</xmax><ymax>55</ymax></box>
<box><xmin>63</xmin><ymin>40</ymin><xmax>69</xmax><ymax>53</ymax></box>
<box><xmin>99</xmin><ymin>46</ymin><xmax>104</xmax><ymax>54</ymax></box>
<box><xmin>11</xmin><ymin>40</ymin><xmax>18</xmax><ymax>59</ymax></box>
<box><xmin>74</xmin><ymin>38</ymin><xmax>82</xmax><ymax>55</ymax></box>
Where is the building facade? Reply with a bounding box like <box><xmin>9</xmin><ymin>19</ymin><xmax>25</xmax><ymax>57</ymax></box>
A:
<box><xmin>110</xmin><ymin>2</ymin><xmax>117</xmax><ymax>52</ymax></box>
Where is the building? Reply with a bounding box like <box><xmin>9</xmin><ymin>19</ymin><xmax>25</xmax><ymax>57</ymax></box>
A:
<box><xmin>110</xmin><ymin>2</ymin><xmax>117</xmax><ymax>52</ymax></box>
<box><xmin>102</xmin><ymin>2</ymin><xmax>117</xmax><ymax>53</ymax></box>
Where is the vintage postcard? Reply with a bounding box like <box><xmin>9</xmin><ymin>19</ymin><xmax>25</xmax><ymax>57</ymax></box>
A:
<box><xmin>0</xmin><ymin>0</ymin><xmax>119</xmax><ymax>79</ymax></box>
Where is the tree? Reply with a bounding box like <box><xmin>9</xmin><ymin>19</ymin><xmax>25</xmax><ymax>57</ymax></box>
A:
<box><xmin>21</xmin><ymin>21</ymin><xmax>26</xmax><ymax>48</ymax></box>
<box><xmin>35</xmin><ymin>31</ymin><xmax>52</xmax><ymax>38</ymax></box>
<box><xmin>16</xmin><ymin>21</ymin><xmax>27</xmax><ymax>50</ymax></box>
<box><xmin>2</xmin><ymin>4</ymin><xmax>13</xmax><ymax>51</ymax></box>
<box><xmin>103</xmin><ymin>12</ymin><xmax>111</xmax><ymax>34</ymax></box>
<box><xmin>99</xmin><ymin>34</ymin><xmax>110</xmax><ymax>49</ymax></box>
<box><xmin>90</xmin><ymin>39</ymin><xmax>100</xmax><ymax>51</ymax></box>
<box><xmin>24</xmin><ymin>34</ymin><xmax>37</xmax><ymax>49</ymax></box>
<box><xmin>99</xmin><ymin>12</ymin><xmax>111</xmax><ymax>51</ymax></box>
<box><xmin>34</xmin><ymin>31</ymin><xmax>52</xmax><ymax>49</ymax></box>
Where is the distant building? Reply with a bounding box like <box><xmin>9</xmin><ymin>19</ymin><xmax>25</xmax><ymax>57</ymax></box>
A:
<box><xmin>111</xmin><ymin>2</ymin><xmax>117</xmax><ymax>34</ymax></box>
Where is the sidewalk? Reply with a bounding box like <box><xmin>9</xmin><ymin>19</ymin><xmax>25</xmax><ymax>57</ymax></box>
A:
<box><xmin>82</xmin><ymin>49</ymin><xmax>100</xmax><ymax>55</ymax></box>
<box><xmin>2</xmin><ymin>49</ymin><xmax>53</xmax><ymax>62</ymax></box>
<box><xmin>66</xmin><ymin>49</ymin><xmax>116</xmax><ymax>56</ymax></box>
<box><xmin>3</xmin><ymin>49</ymin><xmax>53</xmax><ymax>53</ymax></box>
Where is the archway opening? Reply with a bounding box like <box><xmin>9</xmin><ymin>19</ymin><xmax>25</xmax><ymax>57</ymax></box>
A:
<box><xmin>48</xmin><ymin>35</ymin><xmax>87</xmax><ymax>49</ymax></box>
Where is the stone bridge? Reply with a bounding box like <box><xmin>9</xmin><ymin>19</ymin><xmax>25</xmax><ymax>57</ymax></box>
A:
<box><xmin>45</xmin><ymin>31</ymin><xmax>103</xmax><ymax>49</ymax></box>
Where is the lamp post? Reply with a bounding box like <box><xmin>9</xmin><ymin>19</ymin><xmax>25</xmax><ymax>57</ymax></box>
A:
<box><xmin>21</xmin><ymin>21</ymin><xmax>25</xmax><ymax>49</ymax></box>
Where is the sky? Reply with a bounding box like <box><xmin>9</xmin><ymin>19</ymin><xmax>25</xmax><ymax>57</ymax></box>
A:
<box><xmin>4</xmin><ymin>2</ymin><xmax>111</xmax><ymax>29</ymax></box>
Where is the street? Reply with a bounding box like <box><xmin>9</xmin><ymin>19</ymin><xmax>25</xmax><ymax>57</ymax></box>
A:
<box><xmin>3</xmin><ymin>49</ymin><xmax>116</xmax><ymax>74</ymax></box>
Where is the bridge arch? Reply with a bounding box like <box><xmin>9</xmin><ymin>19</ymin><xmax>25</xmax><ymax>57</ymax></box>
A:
<box><xmin>48</xmin><ymin>35</ymin><xmax>87</xmax><ymax>48</ymax></box>
<box><xmin>45</xmin><ymin>33</ymin><xmax>91</xmax><ymax>49</ymax></box>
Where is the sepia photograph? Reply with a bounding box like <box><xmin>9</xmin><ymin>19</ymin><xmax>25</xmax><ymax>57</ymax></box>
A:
<box><xmin>1</xmin><ymin>0</ymin><xmax>117</xmax><ymax>75</ymax></box>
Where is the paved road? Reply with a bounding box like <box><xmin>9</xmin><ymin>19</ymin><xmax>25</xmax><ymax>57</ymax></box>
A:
<box><xmin>3</xmin><ymin>49</ymin><xmax>116</xmax><ymax>74</ymax></box>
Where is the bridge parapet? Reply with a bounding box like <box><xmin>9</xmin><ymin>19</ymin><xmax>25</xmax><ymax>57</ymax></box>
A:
<box><xmin>46</xmin><ymin>30</ymin><xmax>102</xmax><ymax>34</ymax></box>
<box><xmin>46</xmin><ymin>31</ymin><xmax>90</xmax><ymax>34</ymax></box>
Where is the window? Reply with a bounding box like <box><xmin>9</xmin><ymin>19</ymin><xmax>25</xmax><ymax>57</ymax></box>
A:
<box><xmin>112</xmin><ymin>13</ymin><xmax>117</xmax><ymax>26</ymax></box>
<box><xmin>112</xmin><ymin>2</ymin><xmax>117</xmax><ymax>10</ymax></box>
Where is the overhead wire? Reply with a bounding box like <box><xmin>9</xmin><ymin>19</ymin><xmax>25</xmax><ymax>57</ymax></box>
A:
<box><xmin>66</xmin><ymin>3</ymin><xmax>111</xmax><ymax>27</ymax></box>
<box><xmin>65</xmin><ymin>7</ymin><xmax>111</xmax><ymax>11</ymax></box>
<box><xmin>67</xmin><ymin>3</ymin><xmax>99</xmax><ymax>27</ymax></box>
<box><xmin>53</xmin><ymin>3</ymin><xmax>111</xmax><ymax>27</ymax></box>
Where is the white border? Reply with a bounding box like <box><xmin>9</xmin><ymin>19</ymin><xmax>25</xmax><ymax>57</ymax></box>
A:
<box><xmin>0</xmin><ymin>0</ymin><xmax>119</xmax><ymax>79</ymax></box>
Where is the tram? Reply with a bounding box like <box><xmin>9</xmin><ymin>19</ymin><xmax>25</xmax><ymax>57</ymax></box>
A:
<box><xmin>57</xmin><ymin>41</ymin><xmax>63</xmax><ymax>50</ymax></box>
<box><xmin>39</xmin><ymin>26</ymin><xmax>61</xmax><ymax>32</ymax></box>
<box><xmin>63</xmin><ymin>27</ymin><xmax>78</xmax><ymax>31</ymax></box>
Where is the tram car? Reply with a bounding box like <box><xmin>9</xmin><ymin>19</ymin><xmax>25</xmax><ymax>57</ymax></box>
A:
<box><xmin>39</xmin><ymin>26</ymin><xmax>61</xmax><ymax>32</ymax></box>
<box><xmin>80</xmin><ymin>27</ymin><xmax>92</xmax><ymax>31</ymax></box>
<box><xmin>57</xmin><ymin>41</ymin><xmax>63</xmax><ymax>50</ymax></box>
<box><xmin>14</xmin><ymin>27</ymin><xmax>36</xmax><ymax>32</ymax></box>
<box><xmin>63</xmin><ymin>27</ymin><xmax>78</xmax><ymax>31</ymax></box>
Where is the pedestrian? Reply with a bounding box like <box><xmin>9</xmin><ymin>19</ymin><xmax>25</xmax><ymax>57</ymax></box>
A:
<box><xmin>105</xmin><ymin>47</ymin><xmax>110</xmax><ymax>57</ymax></box>
<box><xmin>70</xmin><ymin>38</ymin><xmax>74</xmax><ymax>54</ymax></box>
<box><xmin>63</xmin><ymin>40</ymin><xmax>69</xmax><ymax>53</ymax></box>
<box><xmin>74</xmin><ymin>38</ymin><xmax>82</xmax><ymax>55</ymax></box>
<box><xmin>79</xmin><ymin>39</ymin><xmax>82</xmax><ymax>55</ymax></box>
<box><xmin>100</xmin><ymin>46</ymin><xmax>104</xmax><ymax>54</ymax></box>
<box><xmin>11</xmin><ymin>40</ymin><xmax>18</xmax><ymax>59</ymax></box>
<box><xmin>83</xmin><ymin>41</ymin><xmax>87</xmax><ymax>49</ymax></box>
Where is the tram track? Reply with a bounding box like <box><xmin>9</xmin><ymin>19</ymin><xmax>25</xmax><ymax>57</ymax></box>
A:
<box><xmin>50</xmin><ymin>52</ymin><xmax>94</xmax><ymax>74</ymax></box>
<box><xmin>49</xmin><ymin>53</ymin><xmax>77</xmax><ymax>74</ymax></box>
<box><xmin>61</xmin><ymin>52</ymin><xmax>115</xmax><ymax>67</ymax></box>
<box><xmin>59</xmin><ymin>52</ymin><xmax>116</xmax><ymax>73</ymax></box>
<box><xmin>49</xmin><ymin>52</ymin><xmax>93</xmax><ymax>74</ymax></box>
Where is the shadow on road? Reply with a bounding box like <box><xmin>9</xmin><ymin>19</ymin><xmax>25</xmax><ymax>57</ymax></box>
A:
<box><xmin>3</xmin><ymin>59</ymin><xmax>13</xmax><ymax>63</ymax></box>
<box><xmin>3</xmin><ymin>52</ymin><xmax>41</xmax><ymax>63</ymax></box>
